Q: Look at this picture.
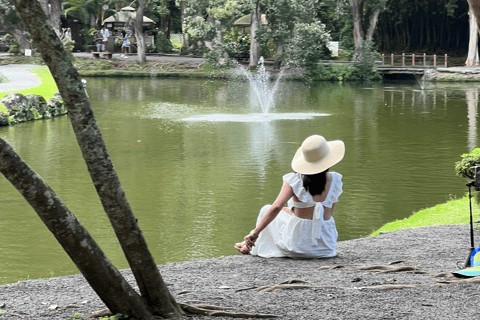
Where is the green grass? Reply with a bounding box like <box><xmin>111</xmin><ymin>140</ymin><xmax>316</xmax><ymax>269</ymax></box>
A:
<box><xmin>0</xmin><ymin>65</ymin><xmax>58</xmax><ymax>102</ymax></box>
<box><xmin>370</xmin><ymin>195</ymin><xmax>480</xmax><ymax>236</ymax></box>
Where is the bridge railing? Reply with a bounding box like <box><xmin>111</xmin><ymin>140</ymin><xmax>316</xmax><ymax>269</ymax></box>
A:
<box><xmin>381</xmin><ymin>53</ymin><xmax>447</xmax><ymax>68</ymax></box>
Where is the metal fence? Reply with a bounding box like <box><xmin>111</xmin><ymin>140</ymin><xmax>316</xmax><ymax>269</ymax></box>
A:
<box><xmin>170</xmin><ymin>34</ymin><xmax>183</xmax><ymax>45</ymax></box>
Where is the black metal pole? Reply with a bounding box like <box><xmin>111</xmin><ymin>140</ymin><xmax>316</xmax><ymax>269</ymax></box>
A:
<box><xmin>464</xmin><ymin>185</ymin><xmax>475</xmax><ymax>269</ymax></box>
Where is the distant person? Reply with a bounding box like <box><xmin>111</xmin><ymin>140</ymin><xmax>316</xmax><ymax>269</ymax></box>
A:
<box><xmin>94</xmin><ymin>30</ymin><xmax>103</xmax><ymax>52</ymax></box>
<box><xmin>234</xmin><ymin>134</ymin><xmax>345</xmax><ymax>258</ymax></box>
<box><xmin>121</xmin><ymin>30</ymin><xmax>130</xmax><ymax>59</ymax></box>
<box><xmin>65</xmin><ymin>28</ymin><xmax>72</xmax><ymax>41</ymax></box>
<box><xmin>100</xmin><ymin>25</ymin><xmax>110</xmax><ymax>52</ymax></box>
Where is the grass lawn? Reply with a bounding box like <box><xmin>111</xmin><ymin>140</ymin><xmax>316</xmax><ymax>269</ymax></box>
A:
<box><xmin>371</xmin><ymin>194</ymin><xmax>480</xmax><ymax>236</ymax></box>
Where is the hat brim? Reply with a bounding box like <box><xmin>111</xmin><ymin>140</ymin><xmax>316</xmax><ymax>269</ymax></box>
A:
<box><xmin>291</xmin><ymin>140</ymin><xmax>345</xmax><ymax>175</ymax></box>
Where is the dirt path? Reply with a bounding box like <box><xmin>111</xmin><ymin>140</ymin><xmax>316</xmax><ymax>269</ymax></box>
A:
<box><xmin>0</xmin><ymin>224</ymin><xmax>478</xmax><ymax>319</ymax></box>
<box><xmin>0</xmin><ymin>64</ymin><xmax>40</xmax><ymax>93</ymax></box>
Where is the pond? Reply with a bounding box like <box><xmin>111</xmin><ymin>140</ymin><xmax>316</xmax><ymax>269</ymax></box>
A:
<box><xmin>0</xmin><ymin>76</ymin><xmax>477</xmax><ymax>284</ymax></box>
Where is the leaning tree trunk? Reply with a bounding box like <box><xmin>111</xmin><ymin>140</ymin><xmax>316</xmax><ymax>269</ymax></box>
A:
<box><xmin>180</xmin><ymin>4</ymin><xmax>189</xmax><ymax>50</ymax></box>
<box><xmin>10</xmin><ymin>0</ymin><xmax>182</xmax><ymax>318</ymax></box>
<box><xmin>350</xmin><ymin>0</ymin><xmax>364</xmax><ymax>50</ymax></box>
<box><xmin>366</xmin><ymin>9</ymin><xmax>381</xmax><ymax>42</ymax></box>
<box><xmin>215</xmin><ymin>19</ymin><xmax>223</xmax><ymax>46</ymax></box>
<box><xmin>249</xmin><ymin>1</ymin><xmax>261</xmax><ymax>68</ymax></box>
<box><xmin>0</xmin><ymin>140</ymin><xmax>154</xmax><ymax>319</ymax></box>
<box><xmin>205</xmin><ymin>15</ymin><xmax>214</xmax><ymax>50</ymax></box>
<box><xmin>135</xmin><ymin>0</ymin><xmax>147</xmax><ymax>63</ymax></box>
<box><xmin>466</xmin><ymin>1</ymin><xmax>480</xmax><ymax>66</ymax></box>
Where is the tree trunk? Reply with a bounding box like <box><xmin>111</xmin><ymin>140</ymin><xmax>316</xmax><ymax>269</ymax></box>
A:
<box><xmin>249</xmin><ymin>1</ymin><xmax>261</xmax><ymax>68</ymax></box>
<box><xmin>135</xmin><ymin>0</ymin><xmax>147</xmax><ymax>63</ymax></box>
<box><xmin>273</xmin><ymin>44</ymin><xmax>284</xmax><ymax>70</ymax></box>
<box><xmin>471</xmin><ymin>0</ymin><xmax>480</xmax><ymax>30</ymax></box>
<box><xmin>0</xmin><ymin>139</ymin><xmax>154</xmax><ymax>319</ymax></box>
<box><xmin>50</xmin><ymin>0</ymin><xmax>62</xmax><ymax>37</ymax></box>
<box><xmin>205</xmin><ymin>15</ymin><xmax>214</xmax><ymax>50</ymax></box>
<box><xmin>350</xmin><ymin>0</ymin><xmax>363</xmax><ymax>49</ymax></box>
<box><xmin>366</xmin><ymin>9</ymin><xmax>380</xmax><ymax>42</ymax></box>
<box><xmin>180</xmin><ymin>4</ymin><xmax>189</xmax><ymax>50</ymax></box>
<box><xmin>215</xmin><ymin>19</ymin><xmax>223</xmax><ymax>46</ymax></box>
<box><xmin>466</xmin><ymin>2</ymin><xmax>479</xmax><ymax>67</ymax></box>
<box><xmin>38</xmin><ymin>0</ymin><xmax>61</xmax><ymax>37</ymax></box>
<box><xmin>10</xmin><ymin>0</ymin><xmax>182</xmax><ymax>318</ymax></box>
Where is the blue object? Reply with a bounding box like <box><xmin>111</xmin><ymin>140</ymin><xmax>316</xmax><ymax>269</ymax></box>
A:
<box><xmin>470</xmin><ymin>247</ymin><xmax>480</xmax><ymax>267</ymax></box>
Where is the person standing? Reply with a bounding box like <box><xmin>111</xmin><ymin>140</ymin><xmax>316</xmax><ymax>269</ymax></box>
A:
<box><xmin>121</xmin><ymin>30</ymin><xmax>130</xmax><ymax>58</ymax></box>
<box><xmin>65</xmin><ymin>28</ymin><xmax>72</xmax><ymax>41</ymax></box>
<box><xmin>100</xmin><ymin>25</ymin><xmax>110</xmax><ymax>52</ymax></box>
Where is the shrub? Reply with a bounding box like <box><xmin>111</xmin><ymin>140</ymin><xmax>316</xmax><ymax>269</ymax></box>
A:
<box><xmin>155</xmin><ymin>31</ymin><xmax>173</xmax><ymax>53</ymax></box>
<box><xmin>455</xmin><ymin>148</ymin><xmax>480</xmax><ymax>180</ymax></box>
<box><xmin>352</xmin><ymin>40</ymin><xmax>382</xmax><ymax>80</ymax></box>
<box><xmin>3</xmin><ymin>34</ymin><xmax>20</xmax><ymax>55</ymax></box>
<box><xmin>285</xmin><ymin>21</ymin><xmax>331</xmax><ymax>67</ymax></box>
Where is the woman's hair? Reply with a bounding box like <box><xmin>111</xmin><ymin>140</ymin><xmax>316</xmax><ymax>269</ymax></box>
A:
<box><xmin>121</xmin><ymin>30</ymin><xmax>126</xmax><ymax>37</ymax></box>
<box><xmin>302</xmin><ymin>169</ymin><xmax>329</xmax><ymax>196</ymax></box>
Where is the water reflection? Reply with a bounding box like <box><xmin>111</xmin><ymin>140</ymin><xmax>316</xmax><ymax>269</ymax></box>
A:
<box><xmin>466</xmin><ymin>89</ymin><xmax>478</xmax><ymax>151</ymax></box>
<box><xmin>1</xmin><ymin>78</ymin><xmax>479</xmax><ymax>284</ymax></box>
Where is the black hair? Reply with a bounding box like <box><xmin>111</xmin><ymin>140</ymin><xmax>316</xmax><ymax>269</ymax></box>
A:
<box><xmin>301</xmin><ymin>169</ymin><xmax>329</xmax><ymax>196</ymax></box>
<box><xmin>121</xmin><ymin>30</ymin><xmax>126</xmax><ymax>37</ymax></box>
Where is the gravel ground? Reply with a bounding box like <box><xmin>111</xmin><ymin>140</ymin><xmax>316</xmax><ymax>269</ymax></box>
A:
<box><xmin>0</xmin><ymin>64</ymin><xmax>40</xmax><ymax>93</ymax></box>
<box><xmin>1</xmin><ymin>224</ymin><xmax>479</xmax><ymax>319</ymax></box>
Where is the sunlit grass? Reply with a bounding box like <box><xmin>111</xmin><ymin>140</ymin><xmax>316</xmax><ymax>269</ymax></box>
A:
<box><xmin>370</xmin><ymin>195</ymin><xmax>480</xmax><ymax>236</ymax></box>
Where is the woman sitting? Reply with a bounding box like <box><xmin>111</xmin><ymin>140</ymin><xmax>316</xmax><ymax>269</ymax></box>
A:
<box><xmin>234</xmin><ymin>134</ymin><xmax>345</xmax><ymax>258</ymax></box>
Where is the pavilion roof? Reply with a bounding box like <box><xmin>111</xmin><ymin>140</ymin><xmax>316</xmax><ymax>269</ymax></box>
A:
<box><xmin>104</xmin><ymin>7</ymin><xmax>154</xmax><ymax>24</ymax></box>
<box><xmin>233</xmin><ymin>14</ymin><xmax>268</xmax><ymax>27</ymax></box>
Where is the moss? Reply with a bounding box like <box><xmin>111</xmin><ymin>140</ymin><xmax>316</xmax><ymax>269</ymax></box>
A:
<box><xmin>0</xmin><ymin>103</ymin><xmax>8</xmax><ymax>115</ymax></box>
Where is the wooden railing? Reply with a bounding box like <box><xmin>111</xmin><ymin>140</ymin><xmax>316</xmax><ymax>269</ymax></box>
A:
<box><xmin>381</xmin><ymin>53</ymin><xmax>448</xmax><ymax>68</ymax></box>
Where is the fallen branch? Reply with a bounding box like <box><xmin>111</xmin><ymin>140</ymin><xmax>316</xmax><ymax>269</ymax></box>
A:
<box><xmin>87</xmin><ymin>308</ymin><xmax>112</xmax><ymax>318</ymax></box>
<box><xmin>317</xmin><ymin>264</ymin><xmax>426</xmax><ymax>274</ymax></box>
<box><xmin>179</xmin><ymin>303</ymin><xmax>278</xmax><ymax>318</ymax></box>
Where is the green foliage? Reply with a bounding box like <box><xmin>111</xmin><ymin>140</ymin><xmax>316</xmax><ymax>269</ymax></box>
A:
<box><xmin>204</xmin><ymin>45</ymin><xmax>237</xmax><ymax>68</ymax></box>
<box><xmin>72</xmin><ymin>313</ymin><xmax>83</xmax><ymax>319</ymax></box>
<box><xmin>62</xmin><ymin>37</ymin><xmax>76</xmax><ymax>61</ymax></box>
<box><xmin>285</xmin><ymin>21</ymin><xmax>331</xmax><ymax>67</ymax></box>
<box><xmin>455</xmin><ymin>148</ymin><xmax>480</xmax><ymax>180</ymax></box>
<box><xmin>352</xmin><ymin>40</ymin><xmax>382</xmax><ymax>80</ymax></box>
<box><xmin>184</xmin><ymin>15</ymin><xmax>216</xmax><ymax>43</ymax></box>
<box><xmin>155</xmin><ymin>31</ymin><xmax>173</xmax><ymax>53</ymax></box>
<box><xmin>171</xmin><ymin>41</ymin><xmax>184</xmax><ymax>53</ymax></box>
<box><xmin>223</xmin><ymin>28</ymin><xmax>250</xmax><ymax>55</ymax></box>
<box><xmin>0</xmin><ymin>72</ymin><xmax>7</xmax><ymax>83</ymax></box>
<box><xmin>3</xmin><ymin>34</ymin><xmax>20</xmax><ymax>55</ymax></box>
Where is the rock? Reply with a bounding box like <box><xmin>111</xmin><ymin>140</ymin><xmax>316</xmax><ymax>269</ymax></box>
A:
<box><xmin>1</xmin><ymin>93</ymin><xmax>29</xmax><ymax>122</ymax></box>
<box><xmin>47</xmin><ymin>96</ymin><xmax>65</xmax><ymax>116</ymax></box>
<box><xmin>26</xmin><ymin>94</ymin><xmax>48</xmax><ymax>119</ymax></box>
<box><xmin>0</xmin><ymin>104</ymin><xmax>9</xmax><ymax>126</ymax></box>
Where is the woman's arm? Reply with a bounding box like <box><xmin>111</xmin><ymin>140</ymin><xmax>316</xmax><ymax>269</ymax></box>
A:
<box><xmin>244</xmin><ymin>181</ymin><xmax>294</xmax><ymax>246</ymax></box>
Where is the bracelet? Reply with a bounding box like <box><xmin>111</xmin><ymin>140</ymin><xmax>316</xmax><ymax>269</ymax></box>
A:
<box><xmin>249</xmin><ymin>230</ymin><xmax>259</xmax><ymax>238</ymax></box>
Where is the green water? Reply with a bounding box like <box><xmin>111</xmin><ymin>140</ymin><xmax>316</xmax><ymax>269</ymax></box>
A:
<box><xmin>0</xmin><ymin>78</ymin><xmax>477</xmax><ymax>284</ymax></box>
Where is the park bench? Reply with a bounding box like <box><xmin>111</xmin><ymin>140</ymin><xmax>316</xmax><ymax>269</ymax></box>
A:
<box><xmin>92</xmin><ymin>51</ymin><xmax>113</xmax><ymax>59</ymax></box>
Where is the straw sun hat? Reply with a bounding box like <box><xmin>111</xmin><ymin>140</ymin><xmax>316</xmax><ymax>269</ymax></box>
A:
<box><xmin>291</xmin><ymin>135</ymin><xmax>345</xmax><ymax>175</ymax></box>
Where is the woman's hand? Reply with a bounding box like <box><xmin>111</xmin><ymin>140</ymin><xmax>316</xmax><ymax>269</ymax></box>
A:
<box><xmin>244</xmin><ymin>230</ymin><xmax>259</xmax><ymax>247</ymax></box>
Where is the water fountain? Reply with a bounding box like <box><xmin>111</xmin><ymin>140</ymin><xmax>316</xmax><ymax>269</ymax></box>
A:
<box><xmin>181</xmin><ymin>57</ymin><xmax>330</xmax><ymax>122</ymax></box>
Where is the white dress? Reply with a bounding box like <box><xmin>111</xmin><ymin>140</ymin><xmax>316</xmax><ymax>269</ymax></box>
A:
<box><xmin>250</xmin><ymin>172</ymin><xmax>343</xmax><ymax>258</ymax></box>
